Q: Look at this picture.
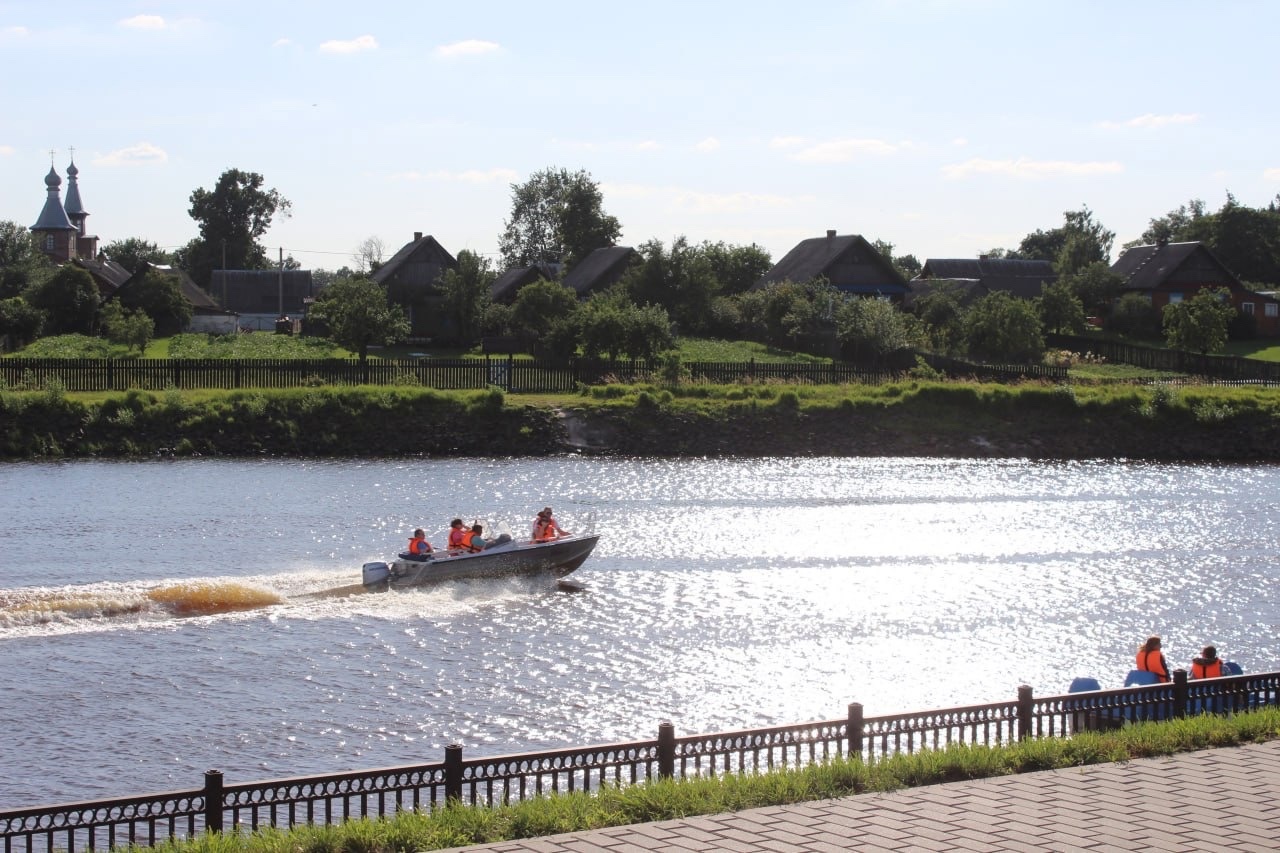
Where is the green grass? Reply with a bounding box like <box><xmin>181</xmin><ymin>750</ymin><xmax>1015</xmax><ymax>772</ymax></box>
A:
<box><xmin>674</xmin><ymin>337</ymin><xmax>832</xmax><ymax>363</ymax></box>
<box><xmin>132</xmin><ymin>708</ymin><xmax>1280</xmax><ymax>853</ymax></box>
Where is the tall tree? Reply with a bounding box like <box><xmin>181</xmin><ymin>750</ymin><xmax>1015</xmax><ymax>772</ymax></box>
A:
<box><xmin>352</xmin><ymin>236</ymin><xmax>386</xmax><ymax>274</ymax></box>
<box><xmin>0</xmin><ymin>220</ymin><xmax>50</xmax><ymax>299</ymax></box>
<box><xmin>498</xmin><ymin>167</ymin><xmax>621</xmax><ymax>269</ymax></box>
<box><xmin>117</xmin><ymin>270</ymin><xmax>192</xmax><ymax>337</ymax></box>
<box><xmin>1035</xmin><ymin>279</ymin><xmax>1087</xmax><ymax>334</ymax></box>
<box><xmin>963</xmin><ymin>290</ymin><xmax>1045</xmax><ymax>363</ymax></box>
<box><xmin>27</xmin><ymin>265</ymin><xmax>99</xmax><ymax>335</ymax></box>
<box><xmin>698</xmin><ymin>241</ymin><xmax>772</xmax><ymax>295</ymax></box>
<box><xmin>307</xmin><ymin>276</ymin><xmax>409</xmax><ymax>363</ymax></box>
<box><xmin>101</xmin><ymin>237</ymin><xmax>172</xmax><ymax>274</ymax></box>
<box><xmin>623</xmin><ymin>237</ymin><xmax>717</xmax><ymax>333</ymax></box>
<box><xmin>181</xmin><ymin>168</ymin><xmax>292</xmax><ymax>288</ymax></box>
<box><xmin>1139</xmin><ymin>194</ymin><xmax>1280</xmax><ymax>286</ymax></box>
<box><xmin>1017</xmin><ymin>206</ymin><xmax>1115</xmax><ymax>274</ymax></box>
<box><xmin>437</xmin><ymin>250</ymin><xmax>496</xmax><ymax>345</ymax></box>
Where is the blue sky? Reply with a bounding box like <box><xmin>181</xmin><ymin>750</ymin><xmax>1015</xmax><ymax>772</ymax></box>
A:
<box><xmin>3</xmin><ymin>0</ymin><xmax>1278</xmax><ymax>272</ymax></box>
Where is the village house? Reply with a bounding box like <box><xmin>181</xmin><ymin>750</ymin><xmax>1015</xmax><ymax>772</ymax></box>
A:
<box><xmin>754</xmin><ymin>230</ymin><xmax>907</xmax><ymax>300</ymax></box>
<box><xmin>1110</xmin><ymin>240</ymin><xmax>1280</xmax><ymax>337</ymax></box>
<box><xmin>561</xmin><ymin>246</ymin><xmax>638</xmax><ymax>298</ymax></box>
<box><xmin>370</xmin><ymin>232</ymin><xmax>458</xmax><ymax>340</ymax></box>
<box><xmin>906</xmin><ymin>257</ymin><xmax>1057</xmax><ymax>307</ymax></box>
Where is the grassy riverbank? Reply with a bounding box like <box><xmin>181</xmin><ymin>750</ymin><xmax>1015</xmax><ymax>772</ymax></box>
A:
<box><xmin>143</xmin><ymin>709</ymin><xmax>1280</xmax><ymax>853</ymax></box>
<box><xmin>3</xmin><ymin>380</ymin><xmax>1280</xmax><ymax>460</ymax></box>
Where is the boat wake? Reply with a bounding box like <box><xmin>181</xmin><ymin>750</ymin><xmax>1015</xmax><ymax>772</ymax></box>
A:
<box><xmin>0</xmin><ymin>580</ymin><xmax>284</xmax><ymax>632</ymax></box>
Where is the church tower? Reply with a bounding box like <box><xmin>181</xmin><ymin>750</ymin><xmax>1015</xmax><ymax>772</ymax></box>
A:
<box><xmin>63</xmin><ymin>157</ymin><xmax>99</xmax><ymax>259</ymax></box>
<box><xmin>30</xmin><ymin>159</ymin><xmax>78</xmax><ymax>262</ymax></box>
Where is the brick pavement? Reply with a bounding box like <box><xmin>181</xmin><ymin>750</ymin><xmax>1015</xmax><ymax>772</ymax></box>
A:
<box><xmin>437</xmin><ymin>740</ymin><xmax>1280</xmax><ymax>852</ymax></box>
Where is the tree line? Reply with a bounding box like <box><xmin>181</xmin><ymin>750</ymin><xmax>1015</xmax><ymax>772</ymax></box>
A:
<box><xmin>3</xmin><ymin>162</ymin><xmax>1279</xmax><ymax>365</ymax></box>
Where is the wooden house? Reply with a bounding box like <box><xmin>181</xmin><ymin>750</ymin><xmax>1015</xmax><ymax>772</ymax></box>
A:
<box><xmin>753</xmin><ymin>230</ymin><xmax>907</xmax><ymax>300</ymax></box>
<box><xmin>1111</xmin><ymin>240</ymin><xmax>1280</xmax><ymax>337</ymax></box>
<box><xmin>562</xmin><ymin>246</ymin><xmax>638</xmax><ymax>298</ymax></box>
<box><xmin>370</xmin><ymin>232</ymin><xmax>458</xmax><ymax>339</ymax></box>
<box><xmin>906</xmin><ymin>257</ymin><xmax>1056</xmax><ymax>307</ymax></box>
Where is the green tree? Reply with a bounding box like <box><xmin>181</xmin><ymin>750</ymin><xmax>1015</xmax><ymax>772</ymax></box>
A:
<box><xmin>736</xmin><ymin>280</ymin><xmax>836</xmax><ymax>348</ymax></box>
<box><xmin>963</xmin><ymin>290</ymin><xmax>1045</xmax><ymax>363</ymax></box>
<box><xmin>498</xmin><ymin>167</ymin><xmax>621</xmax><ymax>269</ymax></box>
<box><xmin>0</xmin><ymin>220</ymin><xmax>51</xmax><ymax>299</ymax></box>
<box><xmin>437</xmin><ymin>250</ymin><xmax>496</xmax><ymax>346</ymax></box>
<box><xmin>1056</xmin><ymin>261</ymin><xmax>1124</xmax><ymax>316</ymax></box>
<box><xmin>1106</xmin><ymin>293</ymin><xmax>1161</xmax><ymax>338</ymax></box>
<box><xmin>1163</xmin><ymin>288</ymin><xmax>1235</xmax><ymax>355</ymax></box>
<box><xmin>1017</xmin><ymin>207</ymin><xmax>1115</xmax><ymax>274</ymax></box>
<box><xmin>101</xmin><ymin>237</ymin><xmax>172</xmax><ymax>274</ymax></box>
<box><xmin>510</xmin><ymin>279</ymin><xmax>581</xmax><ymax>357</ymax></box>
<box><xmin>179</xmin><ymin>168</ymin><xmax>292</xmax><ymax>288</ymax></box>
<box><xmin>910</xmin><ymin>285</ymin><xmax>966</xmax><ymax>354</ymax></box>
<box><xmin>578</xmin><ymin>286</ymin><xmax>674</xmax><ymax>360</ymax></box>
<box><xmin>0</xmin><ymin>296</ymin><xmax>44</xmax><ymax>349</ymax></box>
<box><xmin>1036</xmin><ymin>279</ymin><xmax>1087</xmax><ymax>334</ymax></box>
<box><xmin>26</xmin><ymin>264</ymin><xmax>99</xmax><ymax>335</ymax></box>
<box><xmin>118</xmin><ymin>270</ymin><xmax>192</xmax><ymax>336</ymax></box>
<box><xmin>699</xmin><ymin>241</ymin><xmax>773</xmax><ymax>295</ymax></box>
<box><xmin>1141</xmin><ymin>198</ymin><xmax>1212</xmax><ymax>245</ymax></box>
<box><xmin>871</xmin><ymin>238</ymin><xmax>923</xmax><ymax>281</ymax></box>
<box><xmin>99</xmin><ymin>300</ymin><xmax>154</xmax><ymax>354</ymax></box>
<box><xmin>307</xmin><ymin>276</ymin><xmax>409</xmax><ymax>363</ymax></box>
<box><xmin>623</xmin><ymin>237</ymin><xmax>718</xmax><ymax>333</ymax></box>
<box><xmin>835</xmin><ymin>296</ymin><xmax>921</xmax><ymax>368</ymax></box>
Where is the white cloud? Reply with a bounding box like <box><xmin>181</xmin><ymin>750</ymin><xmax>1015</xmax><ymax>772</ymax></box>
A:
<box><xmin>319</xmin><ymin>34</ymin><xmax>378</xmax><ymax>54</ymax></box>
<box><xmin>941</xmin><ymin>157</ymin><xmax>1123</xmax><ymax>180</ymax></box>
<box><xmin>2</xmin><ymin>25</ymin><xmax>29</xmax><ymax>37</ymax></box>
<box><xmin>1102</xmin><ymin>112</ymin><xmax>1201</xmax><ymax>129</ymax></box>
<box><xmin>1264</xmin><ymin>168</ymin><xmax>1280</xmax><ymax>182</ymax></box>
<box><xmin>272</xmin><ymin>37</ymin><xmax>292</xmax><ymax>48</ymax></box>
<box><xmin>695</xmin><ymin>137</ymin><xmax>721</xmax><ymax>152</ymax></box>
<box><xmin>392</xmin><ymin>168</ymin><xmax>517</xmax><ymax>183</ymax></box>
<box><xmin>952</xmin><ymin>137</ymin><xmax>967</xmax><ymax>147</ymax></box>
<box><xmin>435</xmin><ymin>39</ymin><xmax>500</xmax><ymax>59</ymax></box>
<box><xmin>769</xmin><ymin>136</ymin><xmax>806</xmax><ymax>149</ymax></box>
<box><xmin>92</xmin><ymin>143</ymin><xmax>168</xmax><ymax>167</ymax></box>
<box><xmin>119</xmin><ymin>14</ymin><xmax>166</xmax><ymax>30</ymax></box>
<box><xmin>788</xmin><ymin>138</ymin><xmax>900</xmax><ymax>162</ymax></box>
<box><xmin>0</xmin><ymin>145</ymin><xmax>13</xmax><ymax>156</ymax></box>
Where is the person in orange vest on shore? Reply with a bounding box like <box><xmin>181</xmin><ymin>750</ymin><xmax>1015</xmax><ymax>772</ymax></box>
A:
<box><xmin>406</xmin><ymin>528</ymin><xmax>433</xmax><ymax>558</ymax></box>
<box><xmin>532</xmin><ymin>507</ymin><xmax>570</xmax><ymax>542</ymax></box>
<box><xmin>1191</xmin><ymin>645</ymin><xmax>1224</xmax><ymax>679</ymax></box>
<box><xmin>1136</xmin><ymin>635</ymin><xmax>1171</xmax><ymax>683</ymax></box>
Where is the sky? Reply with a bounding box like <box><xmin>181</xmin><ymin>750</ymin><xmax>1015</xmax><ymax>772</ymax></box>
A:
<box><xmin>3</xmin><ymin>0</ymin><xmax>1279</xmax><ymax>273</ymax></box>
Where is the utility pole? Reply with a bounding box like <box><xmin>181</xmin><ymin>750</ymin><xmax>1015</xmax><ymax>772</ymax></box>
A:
<box><xmin>278</xmin><ymin>247</ymin><xmax>284</xmax><ymax>317</ymax></box>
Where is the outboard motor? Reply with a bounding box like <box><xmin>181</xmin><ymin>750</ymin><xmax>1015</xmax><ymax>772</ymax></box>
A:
<box><xmin>362</xmin><ymin>561</ymin><xmax>390</xmax><ymax>587</ymax></box>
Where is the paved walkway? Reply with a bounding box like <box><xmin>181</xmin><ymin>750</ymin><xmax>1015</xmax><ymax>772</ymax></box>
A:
<box><xmin>439</xmin><ymin>740</ymin><xmax>1280</xmax><ymax>851</ymax></box>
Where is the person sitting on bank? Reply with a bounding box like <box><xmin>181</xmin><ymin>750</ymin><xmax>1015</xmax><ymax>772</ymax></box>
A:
<box><xmin>532</xmin><ymin>507</ymin><xmax>570</xmax><ymax>542</ymax></box>
<box><xmin>460</xmin><ymin>523</ymin><xmax>485</xmax><ymax>553</ymax></box>
<box><xmin>447</xmin><ymin>518</ymin><xmax>469</xmax><ymax>553</ymax></box>
<box><xmin>406</xmin><ymin>528</ymin><xmax>433</xmax><ymax>560</ymax></box>
<box><xmin>1191</xmin><ymin>645</ymin><xmax>1224</xmax><ymax>679</ymax></box>
<box><xmin>1136</xmin><ymin>635</ymin><xmax>1171</xmax><ymax>683</ymax></box>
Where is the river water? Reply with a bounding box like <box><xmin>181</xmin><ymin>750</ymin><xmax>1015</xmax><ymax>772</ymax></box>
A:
<box><xmin>1</xmin><ymin>457</ymin><xmax>1278</xmax><ymax>808</ymax></box>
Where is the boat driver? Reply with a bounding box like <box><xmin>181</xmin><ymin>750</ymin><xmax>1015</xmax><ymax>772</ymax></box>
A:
<box><xmin>406</xmin><ymin>528</ymin><xmax>433</xmax><ymax>560</ymax></box>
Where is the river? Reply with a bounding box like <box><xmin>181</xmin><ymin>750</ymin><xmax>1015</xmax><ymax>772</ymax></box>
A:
<box><xmin>1</xmin><ymin>457</ymin><xmax>1277</xmax><ymax>808</ymax></box>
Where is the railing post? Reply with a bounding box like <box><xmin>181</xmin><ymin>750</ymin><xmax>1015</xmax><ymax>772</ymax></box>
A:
<box><xmin>1173</xmin><ymin>668</ymin><xmax>1189</xmax><ymax>718</ymax></box>
<box><xmin>444</xmin><ymin>743</ymin><xmax>463</xmax><ymax>802</ymax></box>
<box><xmin>203</xmin><ymin>769</ymin><xmax>223</xmax><ymax>833</ymax></box>
<box><xmin>847</xmin><ymin>702</ymin><xmax>863</xmax><ymax>758</ymax></box>
<box><xmin>1017</xmin><ymin>685</ymin><xmax>1034</xmax><ymax>741</ymax></box>
<box><xmin>657</xmin><ymin>721</ymin><xmax>675</xmax><ymax>780</ymax></box>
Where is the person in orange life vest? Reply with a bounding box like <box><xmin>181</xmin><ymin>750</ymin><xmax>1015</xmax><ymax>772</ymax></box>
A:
<box><xmin>532</xmin><ymin>507</ymin><xmax>570</xmax><ymax>542</ymax></box>
<box><xmin>446</xmin><ymin>518</ymin><xmax>469</xmax><ymax>553</ymax></box>
<box><xmin>407</xmin><ymin>528</ymin><xmax>433</xmax><ymax>558</ymax></box>
<box><xmin>1191</xmin><ymin>645</ymin><xmax>1224</xmax><ymax>679</ymax></box>
<box><xmin>1136</xmin><ymin>635</ymin><xmax>1171</xmax><ymax>683</ymax></box>
<box><xmin>459</xmin><ymin>523</ymin><xmax>485</xmax><ymax>553</ymax></box>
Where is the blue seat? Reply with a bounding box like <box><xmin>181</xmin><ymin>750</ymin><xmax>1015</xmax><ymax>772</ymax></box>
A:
<box><xmin>1069</xmin><ymin>677</ymin><xmax>1102</xmax><ymax>693</ymax></box>
<box><xmin>1123</xmin><ymin>669</ymin><xmax>1161</xmax><ymax>687</ymax></box>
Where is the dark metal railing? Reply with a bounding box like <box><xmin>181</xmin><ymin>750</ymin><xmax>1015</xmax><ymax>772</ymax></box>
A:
<box><xmin>4</xmin><ymin>668</ymin><xmax>1275</xmax><ymax>852</ymax></box>
<box><xmin>0</xmin><ymin>355</ymin><xmax>1060</xmax><ymax>394</ymax></box>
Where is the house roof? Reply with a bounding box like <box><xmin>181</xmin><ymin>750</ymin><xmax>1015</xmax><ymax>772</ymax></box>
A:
<box><xmin>920</xmin><ymin>258</ymin><xmax>1055</xmax><ymax>281</ymax></box>
<box><xmin>371</xmin><ymin>233</ymin><xmax>456</xmax><ymax>286</ymax></box>
<box><xmin>754</xmin><ymin>232</ymin><xmax>907</xmax><ymax>295</ymax></box>
<box><xmin>31</xmin><ymin>167</ymin><xmax>77</xmax><ymax>231</ymax></box>
<box><xmin>562</xmin><ymin>246</ymin><xmax>636</xmax><ymax>296</ymax></box>
<box><xmin>1110</xmin><ymin>241</ymin><xmax>1238</xmax><ymax>291</ymax></box>
<box><xmin>73</xmin><ymin>257</ymin><xmax>132</xmax><ymax>296</ymax></box>
<box><xmin>120</xmin><ymin>263</ymin><xmax>228</xmax><ymax>313</ymax></box>
<box><xmin>491</xmin><ymin>263</ymin><xmax>559</xmax><ymax>303</ymax></box>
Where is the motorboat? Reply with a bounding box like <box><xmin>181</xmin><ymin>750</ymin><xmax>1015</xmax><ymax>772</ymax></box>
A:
<box><xmin>360</xmin><ymin>533</ymin><xmax>601</xmax><ymax>590</ymax></box>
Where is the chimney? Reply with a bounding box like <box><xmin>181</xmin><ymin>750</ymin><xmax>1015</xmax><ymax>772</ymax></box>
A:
<box><xmin>826</xmin><ymin>229</ymin><xmax>836</xmax><ymax>239</ymax></box>
<box><xmin>413</xmin><ymin>231</ymin><xmax>422</xmax><ymax>242</ymax></box>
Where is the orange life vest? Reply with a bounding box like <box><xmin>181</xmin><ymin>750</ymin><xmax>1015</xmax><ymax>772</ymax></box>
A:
<box><xmin>408</xmin><ymin>537</ymin><xmax>430</xmax><ymax>555</ymax></box>
<box><xmin>1191</xmin><ymin>659</ymin><xmax>1223</xmax><ymax>679</ymax></box>
<box><xmin>534</xmin><ymin>519</ymin><xmax>560</xmax><ymax>542</ymax></box>
<box><xmin>460</xmin><ymin>530</ymin><xmax>480</xmax><ymax>551</ymax></box>
<box><xmin>448</xmin><ymin>528</ymin><xmax>467</xmax><ymax>549</ymax></box>
<box><xmin>1136</xmin><ymin>648</ymin><xmax>1170</xmax><ymax>682</ymax></box>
